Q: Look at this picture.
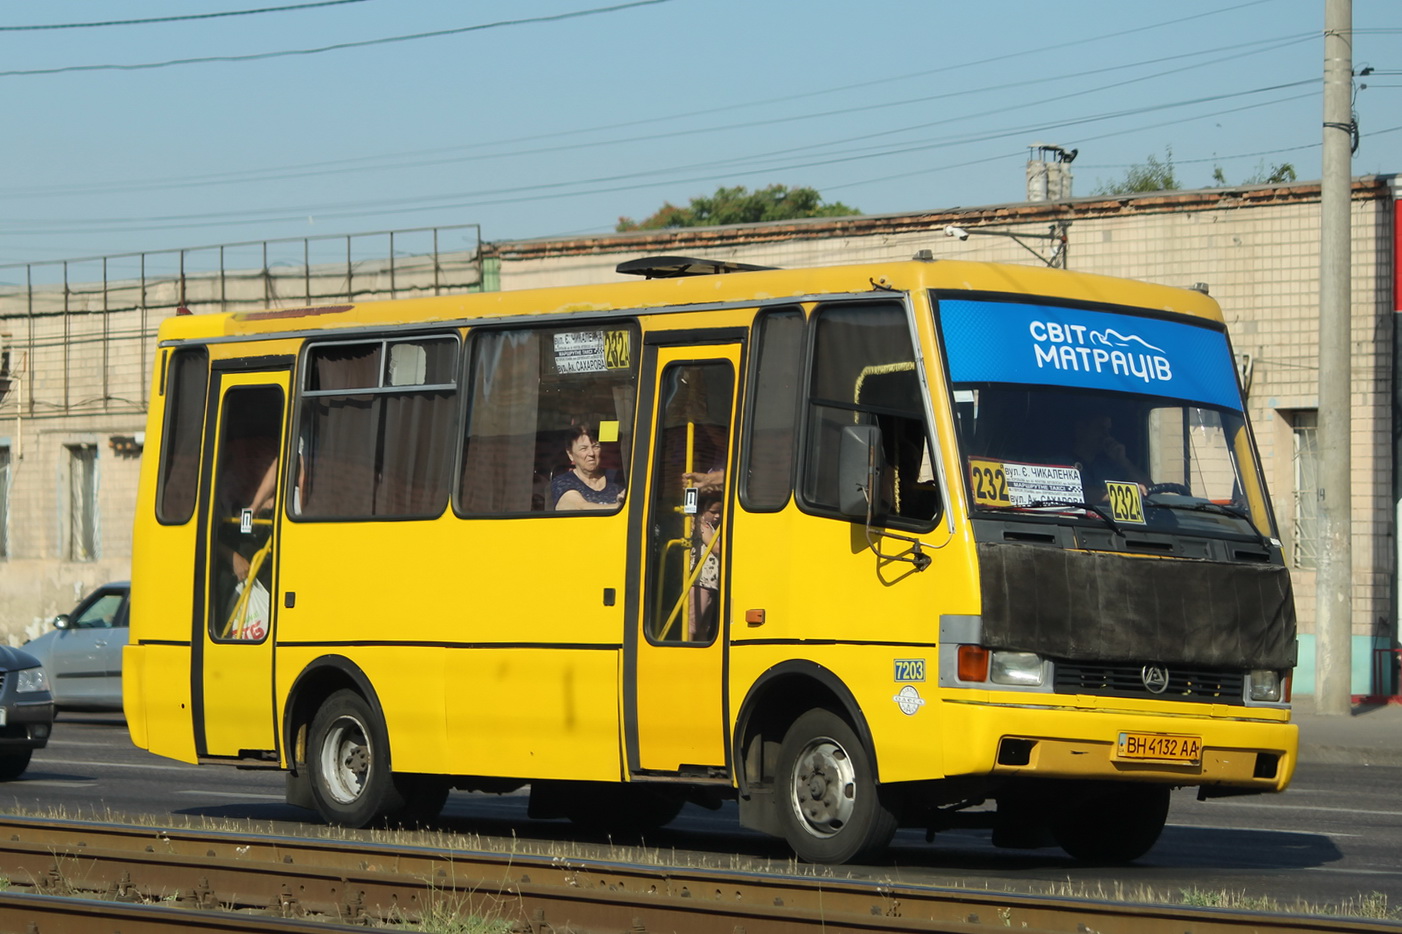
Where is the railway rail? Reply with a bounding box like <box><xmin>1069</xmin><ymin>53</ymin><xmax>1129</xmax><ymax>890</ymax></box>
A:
<box><xmin>0</xmin><ymin>815</ymin><xmax>1391</xmax><ymax>934</ymax></box>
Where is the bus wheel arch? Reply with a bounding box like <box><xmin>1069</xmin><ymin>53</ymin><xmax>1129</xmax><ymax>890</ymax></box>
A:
<box><xmin>733</xmin><ymin>662</ymin><xmax>893</xmax><ymax>861</ymax></box>
<box><xmin>283</xmin><ymin>656</ymin><xmax>383</xmax><ymax>772</ymax></box>
<box><xmin>283</xmin><ymin>658</ymin><xmax>407</xmax><ymax>828</ymax></box>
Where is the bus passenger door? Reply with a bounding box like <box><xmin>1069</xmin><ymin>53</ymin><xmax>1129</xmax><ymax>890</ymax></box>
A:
<box><xmin>197</xmin><ymin>370</ymin><xmax>289</xmax><ymax>759</ymax></box>
<box><xmin>626</xmin><ymin>342</ymin><xmax>739</xmax><ymax>774</ymax></box>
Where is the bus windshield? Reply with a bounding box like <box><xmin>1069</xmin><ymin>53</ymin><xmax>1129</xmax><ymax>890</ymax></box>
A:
<box><xmin>935</xmin><ymin>294</ymin><xmax>1276</xmax><ymax>541</ymax></box>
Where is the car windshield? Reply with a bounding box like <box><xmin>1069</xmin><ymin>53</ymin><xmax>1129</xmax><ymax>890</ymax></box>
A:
<box><xmin>935</xmin><ymin>293</ymin><xmax>1277</xmax><ymax>541</ymax></box>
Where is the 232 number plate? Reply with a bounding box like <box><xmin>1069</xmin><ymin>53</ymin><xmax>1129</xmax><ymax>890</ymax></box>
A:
<box><xmin>1117</xmin><ymin>731</ymin><xmax>1202</xmax><ymax>763</ymax></box>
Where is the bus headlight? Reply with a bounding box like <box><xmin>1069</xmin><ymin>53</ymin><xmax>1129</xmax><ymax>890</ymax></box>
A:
<box><xmin>990</xmin><ymin>651</ymin><xmax>1045</xmax><ymax>687</ymax></box>
<box><xmin>1247</xmin><ymin>669</ymin><xmax>1282</xmax><ymax>702</ymax></box>
<box><xmin>15</xmin><ymin>667</ymin><xmax>48</xmax><ymax>694</ymax></box>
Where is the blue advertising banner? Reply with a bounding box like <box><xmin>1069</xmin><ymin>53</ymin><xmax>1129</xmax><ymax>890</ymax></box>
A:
<box><xmin>937</xmin><ymin>298</ymin><xmax>1243</xmax><ymax>410</ymax></box>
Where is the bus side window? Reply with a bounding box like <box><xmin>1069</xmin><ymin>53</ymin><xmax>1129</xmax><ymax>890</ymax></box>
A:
<box><xmin>458</xmin><ymin>324</ymin><xmax>638</xmax><ymax>516</ymax></box>
<box><xmin>741</xmin><ymin>307</ymin><xmax>803</xmax><ymax>511</ymax></box>
<box><xmin>298</xmin><ymin>337</ymin><xmax>457</xmax><ymax>519</ymax></box>
<box><xmin>801</xmin><ymin>302</ymin><xmax>941</xmax><ymax>527</ymax></box>
<box><xmin>156</xmin><ymin>348</ymin><xmax>209</xmax><ymax>525</ymax></box>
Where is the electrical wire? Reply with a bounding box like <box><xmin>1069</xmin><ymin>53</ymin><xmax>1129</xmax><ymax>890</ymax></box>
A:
<box><xmin>0</xmin><ymin>86</ymin><xmax>1322</xmax><ymax>236</ymax></box>
<box><xmin>0</xmin><ymin>31</ymin><xmax>1315</xmax><ymax>201</ymax></box>
<box><xmin>0</xmin><ymin>1</ymin><xmax>372</xmax><ymax>31</ymax></box>
<box><xmin>0</xmin><ymin>1</ymin><xmax>674</xmax><ymax>77</ymax></box>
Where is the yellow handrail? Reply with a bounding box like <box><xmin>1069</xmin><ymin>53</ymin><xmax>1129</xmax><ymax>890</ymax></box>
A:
<box><xmin>221</xmin><ymin>538</ymin><xmax>273</xmax><ymax>639</ymax></box>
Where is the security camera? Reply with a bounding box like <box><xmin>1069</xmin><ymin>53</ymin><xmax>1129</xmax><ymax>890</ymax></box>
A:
<box><xmin>944</xmin><ymin>225</ymin><xmax>969</xmax><ymax>241</ymax></box>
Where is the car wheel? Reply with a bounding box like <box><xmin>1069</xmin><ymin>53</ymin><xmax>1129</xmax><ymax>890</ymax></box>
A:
<box><xmin>0</xmin><ymin>750</ymin><xmax>33</xmax><ymax>781</ymax></box>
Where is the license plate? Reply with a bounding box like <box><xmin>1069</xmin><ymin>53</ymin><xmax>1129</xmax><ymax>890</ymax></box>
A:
<box><xmin>1117</xmin><ymin>731</ymin><xmax>1201</xmax><ymax>763</ymax></box>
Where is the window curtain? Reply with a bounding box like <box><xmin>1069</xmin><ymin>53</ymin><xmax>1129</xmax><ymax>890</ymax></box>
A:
<box><xmin>460</xmin><ymin>331</ymin><xmax>540</xmax><ymax>513</ymax></box>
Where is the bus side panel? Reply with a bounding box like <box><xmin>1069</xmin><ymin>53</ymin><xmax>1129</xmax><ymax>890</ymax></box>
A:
<box><xmin>275</xmin><ymin>644</ymin><xmax>445</xmax><ymax>772</ymax></box>
<box><xmin>274</xmin><ymin>516</ymin><xmax>625</xmax><ymax>779</ymax></box>
<box><xmin>128</xmin><ymin>362</ymin><xmax>202</xmax><ymax>763</ymax></box>
<box><xmin>123</xmin><ymin>644</ymin><xmax>198</xmax><ymax>763</ymax></box>
<box><xmin>445</xmin><ymin>648</ymin><xmax>622</xmax><ymax>781</ymax></box>
<box><xmin>441</xmin><ymin>516</ymin><xmax>626</xmax><ymax>781</ymax></box>
<box><xmin>726</xmin><ymin>509</ymin><xmax>971</xmax><ymax>785</ymax></box>
<box><xmin>275</xmin><ymin>521</ymin><xmax>452</xmax><ymax>773</ymax></box>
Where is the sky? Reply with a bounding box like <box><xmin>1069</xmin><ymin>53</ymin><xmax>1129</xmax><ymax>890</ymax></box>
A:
<box><xmin>0</xmin><ymin>0</ymin><xmax>1397</xmax><ymax>274</ymax></box>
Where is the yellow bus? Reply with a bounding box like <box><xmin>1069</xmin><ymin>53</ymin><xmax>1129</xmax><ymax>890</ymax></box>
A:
<box><xmin>125</xmin><ymin>254</ymin><xmax>1297</xmax><ymax>864</ymax></box>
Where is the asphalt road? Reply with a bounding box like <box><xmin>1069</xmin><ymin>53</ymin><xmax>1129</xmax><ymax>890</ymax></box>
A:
<box><xmin>7</xmin><ymin>712</ymin><xmax>1399</xmax><ymax>916</ymax></box>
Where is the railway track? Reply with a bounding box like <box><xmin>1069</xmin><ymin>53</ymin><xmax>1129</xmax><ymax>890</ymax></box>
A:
<box><xmin>0</xmin><ymin>815</ymin><xmax>1391</xmax><ymax>934</ymax></box>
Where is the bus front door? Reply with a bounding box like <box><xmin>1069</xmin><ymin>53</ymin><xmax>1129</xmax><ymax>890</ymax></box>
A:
<box><xmin>627</xmin><ymin>343</ymin><xmax>739</xmax><ymax>775</ymax></box>
<box><xmin>196</xmin><ymin>370</ymin><xmax>289</xmax><ymax>759</ymax></box>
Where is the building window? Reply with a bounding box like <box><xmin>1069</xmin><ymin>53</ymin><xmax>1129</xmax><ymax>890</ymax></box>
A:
<box><xmin>1290</xmin><ymin>410</ymin><xmax>1320</xmax><ymax>570</ymax></box>
<box><xmin>67</xmin><ymin>444</ymin><xmax>98</xmax><ymax>561</ymax></box>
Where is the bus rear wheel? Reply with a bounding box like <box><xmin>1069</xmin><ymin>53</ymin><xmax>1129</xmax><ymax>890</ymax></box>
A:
<box><xmin>777</xmin><ymin>709</ymin><xmax>896</xmax><ymax>864</ymax></box>
<box><xmin>1050</xmin><ymin>782</ymin><xmax>1170</xmax><ymax>863</ymax></box>
<box><xmin>308</xmin><ymin>689</ymin><xmax>400</xmax><ymax>828</ymax></box>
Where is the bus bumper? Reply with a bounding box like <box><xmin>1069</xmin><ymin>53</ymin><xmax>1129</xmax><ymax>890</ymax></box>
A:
<box><xmin>938</xmin><ymin>699</ymin><xmax>1297</xmax><ymax>793</ymax></box>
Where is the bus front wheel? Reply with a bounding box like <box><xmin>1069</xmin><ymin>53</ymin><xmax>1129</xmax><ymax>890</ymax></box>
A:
<box><xmin>777</xmin><ymin>709</ymin><xmax>896</xmax><ymax>864</ymax></box>
<box><xmin>308</xmin><ymin>689</ymin><xmax>399</xmax><ymax>828</ymax></box>
<box><xmin>1050</xmin><ymin>782</ymin><xmax>1170</xmax><ymax>862</ymax></box>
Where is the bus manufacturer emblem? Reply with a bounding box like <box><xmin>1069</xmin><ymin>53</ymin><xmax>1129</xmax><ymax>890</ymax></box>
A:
<box><xmin>893</xmin><ymin>685</ymin><xmax>925</xmax><ymax>716</ymax></box>
<box><xmin>1141</xmin><ymin>665</ymin><xmax>1170</xmax><ymax>694</ymax></box>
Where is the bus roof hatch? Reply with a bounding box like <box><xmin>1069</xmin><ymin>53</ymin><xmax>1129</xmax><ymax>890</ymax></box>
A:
<box><xmin>615</xmin><ymin>256</ymin><xmax>778</xmax><ymax>279</ymax></box>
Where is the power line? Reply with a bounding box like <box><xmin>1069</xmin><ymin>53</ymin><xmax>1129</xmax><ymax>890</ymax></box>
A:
<box><xmin>0</xmin><ymin>31</ymin><xmax>1314</xmax><ymax>201</ymax></box>
<box><xmin>0</xmin><ymin>84</ymin><xmax>1321</xmax><ymax>236</ymax></box>
<box><xmin>0</xmin><ymin>0</ymin><xmax>673</xmax><ymax>77</ymax></box>
<box><xmin>0</xmin><ymin>1</ymin><xmax>372</xmax><ymax>31</ymax></box>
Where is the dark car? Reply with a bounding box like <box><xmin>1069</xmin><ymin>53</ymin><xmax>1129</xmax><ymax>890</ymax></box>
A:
<box><xmin>0</xmin><ymin>644</ymin><xmax>54</xmax><ymax>779</ymax></box>
<box><xmin>23</xmin><ymin>582</ymin><xmax>129</xmax><ymax>711</ymax></box>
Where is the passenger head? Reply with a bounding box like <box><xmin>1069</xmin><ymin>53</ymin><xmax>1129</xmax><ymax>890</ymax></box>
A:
<box><xmin>565</xmin><ymin>424</ymin><xmax>603</xmax><ymax>475</ymax></box>
<box><xmin>698</xmin><ymin>490</ymin><xmax>722</xmax><ymax>525</ymax></box>
<box><xmin>1072</xmin><ymin>413</ymin><xmax>1113</xmax><ymax>457</ymax></box>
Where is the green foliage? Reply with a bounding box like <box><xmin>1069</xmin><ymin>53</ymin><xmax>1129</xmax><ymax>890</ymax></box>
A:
<box><xmin>1091</xmin><ymin>147</ymin><xmax>1180</xmax><ymax>196</ymax></box>
<box><xmin>617</xmin><ymin>184</ymin><xmax>859</xmax><ymax>231</ymax></box>
<box><xmin>1212</xmin><ymin>160</ymin><xmax>1298</xmax><ymax>187</ymax></box>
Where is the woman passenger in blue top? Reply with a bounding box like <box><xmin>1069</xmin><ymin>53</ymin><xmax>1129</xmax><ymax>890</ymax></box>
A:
<box><xmin>552</xmin><ymin>425</ymin><xmax>625</xmax><ymax>511</ymax></box>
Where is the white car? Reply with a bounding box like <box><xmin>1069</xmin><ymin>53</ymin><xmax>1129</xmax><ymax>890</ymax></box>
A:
<box><xmin>25</xmin><ymin>582</ymin><xmax>129</xmax><ymax>711</ymax></box>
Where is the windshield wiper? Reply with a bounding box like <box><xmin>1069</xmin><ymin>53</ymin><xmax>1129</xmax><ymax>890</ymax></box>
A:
<box><xmin>1144</xmin><ymin>498</ymin><xmax>1272</xmax><ymax>549</ymax></box>
<box><xmin>1026</xmin><ymin>499</ymin><xmax>1122</xmax><ymax>536</ymax></box>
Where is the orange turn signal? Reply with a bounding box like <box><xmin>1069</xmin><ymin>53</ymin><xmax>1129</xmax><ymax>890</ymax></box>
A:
<box><xmin>957</xmin><ymin>645</ymin><xmax>990</xmax><ymax>682</ymax></box>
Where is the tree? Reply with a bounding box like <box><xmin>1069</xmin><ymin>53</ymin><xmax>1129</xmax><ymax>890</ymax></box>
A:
<box><xmin>1212</xmin><ymin>161</ymin><xmax>1297</xmax><ymax>187</ymax></box>
<box><xmin>617</xmin><ymin>184</ymin><xmax>858</xmax><ymax>231</ymax></box>
<box><xmin>1091</xmin><ymin>147</ymin><xmax>1180</xmax><ymax>196</ymax></box>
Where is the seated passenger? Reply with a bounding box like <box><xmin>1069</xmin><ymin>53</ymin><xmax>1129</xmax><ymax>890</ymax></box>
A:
<box><xmin>552</xmin><ymin>425</ymin><xmax>625</xmax><ymax>511</ymax></box>
<box><xmin>1068</xmin><ymin>413</ymin><xmax>1150</xmax><ymax>499</ymax></box>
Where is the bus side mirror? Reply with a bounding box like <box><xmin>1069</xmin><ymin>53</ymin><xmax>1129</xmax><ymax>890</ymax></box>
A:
<box><xmin>839</xmin><ymin>424</ymin><xmax>888</xmax><ymax>519</ymax></box>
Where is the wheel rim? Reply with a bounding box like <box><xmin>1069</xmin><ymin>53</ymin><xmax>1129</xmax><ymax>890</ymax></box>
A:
<box><xmin>319</xmin><ymin>715</ymin><xmax>372</xmax><ymax>805</ymax></box>
<box><xmin>787</xmin><ymin>736</ymin><xmax>857</xmax><ymax>838</ymax></box>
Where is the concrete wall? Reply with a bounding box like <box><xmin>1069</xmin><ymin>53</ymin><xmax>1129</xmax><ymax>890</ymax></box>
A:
<box><xmin>0</xmin><ymin>247</ymin><xmax>481</xmax><ymax>638</ymax></box>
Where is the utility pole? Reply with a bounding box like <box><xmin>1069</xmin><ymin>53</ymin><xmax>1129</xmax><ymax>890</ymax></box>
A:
<box><xmin>1315</xmin><ymin>0</ymin><xmax>1353</xmax><ymax>714</ymax></box>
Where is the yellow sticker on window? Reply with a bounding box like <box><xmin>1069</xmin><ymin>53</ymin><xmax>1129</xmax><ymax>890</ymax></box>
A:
<box><xmin>969</xmin><ymin>459</ymin><xmax>1011</xmax><ymax>507</ymax></box>
<box><xmin>597</xmin><ymin>420</ymin><xmax>619</xmax><ymax>443</ymax></box>
<box><xmin>604</xmin><ymin>329</ymin><xmax>631</xmax><ymax>369</ymax></box>
<box><xmin>1105</xmin><ymin>481</ymin><xmax>1145</xmax><ymax>524</ymax></box>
